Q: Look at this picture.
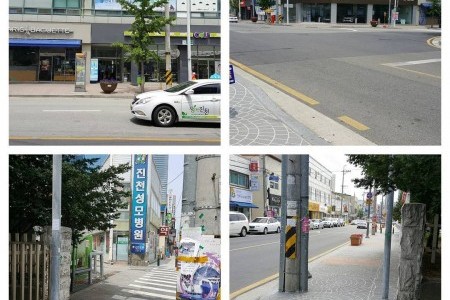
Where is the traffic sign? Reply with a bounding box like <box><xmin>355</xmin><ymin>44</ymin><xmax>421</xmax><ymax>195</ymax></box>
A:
<box><xmin>367</xmin><ymin>192</ymin><xmax>373</xmax><ymax>199</ymax></box>
<box><xmin>229</xmin><ymin>65</ymin><xmax>236</xmax><ymax>84</ymax></box>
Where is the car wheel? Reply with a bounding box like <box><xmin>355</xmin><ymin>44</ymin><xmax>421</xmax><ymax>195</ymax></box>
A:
<box><xmin>263</xmin><ymin>228</ymin><xmax>268</xmax><ymax>235</ymax></box>
<box><xmin>240</xmin><ymin>227</ymin><xmax>247</xmax><ymax>237</ymax></box>
<box><xmin>153</xmin><ymin>105</ymin><xmax>176</xmax><ymax>127</ymax></box>
<box><xmin>276</xmin><ymin>227</ymin><xmax>280</xmax><ymax>233</ymax></box>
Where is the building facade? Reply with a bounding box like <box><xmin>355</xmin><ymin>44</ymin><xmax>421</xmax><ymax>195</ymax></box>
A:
<box><xmin>240</xmin><ymin>0</ymin><xmax>433</xmax><ymax>26</ymax></box>
<box><xmin>9</xmin><ymin>0</ymin><xmax>221</xmax><ymax>84</ymax></box>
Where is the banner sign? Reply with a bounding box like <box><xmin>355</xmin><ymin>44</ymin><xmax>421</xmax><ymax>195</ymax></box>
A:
<box><xmin>130</xmin><ymin>154</ymin><xmax>149</xmax><ymax>254</ymax></box>
<box><xmin>230</xmin><ymin>187</ymin><xmax>252</xmax><ymax>204</ymax></box>
<box><xmin>90</xmin><ymin>58</ymin><xmax>98</xmax><ymax>82</ymax></box>
<box><xmin>75</xmin><ymin>52</ymin><xmax>86</xmax><ymax>91</ymax></box>
<box><xmin>94</xmin><ymin>0</ymin><xmax>176</xmax><ymax>12</ymax></box>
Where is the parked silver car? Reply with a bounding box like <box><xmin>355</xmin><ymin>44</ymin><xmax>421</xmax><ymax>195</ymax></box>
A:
<box><xmin>311</xmin><ymin>219</ymin><xmax>324</xmax><ymax>229</ymax></box>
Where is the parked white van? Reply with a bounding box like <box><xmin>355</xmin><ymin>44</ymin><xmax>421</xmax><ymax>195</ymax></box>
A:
<box><xmin>229</xmin><ymin>211</ymin><xmax>249</xmax><ymax>237</ymax></box>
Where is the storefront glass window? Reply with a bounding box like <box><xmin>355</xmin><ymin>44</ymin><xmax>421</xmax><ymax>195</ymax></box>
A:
<box><xmin>398</xmin><ymin>5</ymin><xmax>412</xmax><ymax>24</ymax></box>
<box><xmin>9</xmin><ymin>47</ymin><xmax>39</xmax><ymax>82</ymax></box>
<box><xmin>302</xmin><ymin>4</ymin><xmax>331</xmax><ymax>23</ymax></box>
<box><xmin>54</xmin><ymin>0</ymin><xmax>80</xmax><ymax>8</ymax></box>
<box><xmin>372</xmin><ymin>5</ymin><xmax>389</xmax><ymax>24</ymax></box>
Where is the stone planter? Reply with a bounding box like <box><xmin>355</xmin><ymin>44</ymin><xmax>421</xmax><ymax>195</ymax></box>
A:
<box><xmin>100</xmin><ymin>82</ymin><xmax>118</xmax><ymax>93</ymax></box>
<box><xmin>251</xmin><ymin>16</ymin><xmax>258</xmax><ymax>23</ymax></box>
<box><xmin>370</xmin><ymin>20</ymin><xmax>378</xmax><ymax>27</ymax></box>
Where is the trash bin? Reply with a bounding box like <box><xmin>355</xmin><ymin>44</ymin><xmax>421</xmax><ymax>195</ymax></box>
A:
<box><xmin>137</xmin><ymin>76</ymin><xmax>142</xmax><ymax>85</ymax></box>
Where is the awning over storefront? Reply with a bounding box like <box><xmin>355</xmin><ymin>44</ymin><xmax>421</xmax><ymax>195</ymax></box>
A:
<box><xmin>230</xmin><ymin>201</ymin><xmax>259</xmax><ymax>208</ymax></box>
<box><xmin>9</xmin><ymin>38</ymin><xmax>81</xmax><ymax>48</ymax></box>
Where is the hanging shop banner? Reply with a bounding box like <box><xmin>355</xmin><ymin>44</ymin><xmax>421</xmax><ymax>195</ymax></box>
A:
<box><xmin>90</xmin><ymin>58</ymin><xmax>98</xmax><ymax>82</ymax></box>
<box><xmin>250</xmin><ymin>175</ymin><xmax>259</xmax><ymax>191</ymax></box>
<box><xmin>75</xmin><ymin>52</ymin><xmax>86</xmax><ymax>91</ymax></box>
<box><xmin>130</xmin><ymin>154</ymin><xmax>149</xmax><ymax>254</ymax></box>
<box><xmin>230</xmin><ymin>187</ymin><xmax>252</xmax><ymax>204</ymax></box>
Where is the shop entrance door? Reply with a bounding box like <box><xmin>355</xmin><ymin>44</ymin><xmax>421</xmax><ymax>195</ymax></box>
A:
<box><xmin>98</xmin><ymin>59</ymin><xmax>121</xmax><ymax>81</ymax></box>
<box><xmin>195</xmin><ymin>59</ymin><xmax>219</xmax><ymax>79</ymax></box>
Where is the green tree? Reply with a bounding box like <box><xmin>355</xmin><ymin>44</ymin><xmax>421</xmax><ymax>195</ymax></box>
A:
<box><xmin>230</xmin><ymin>0</ymin><xmax>239</xmax><ymax>17</ymax></box>
<box><xmin>427</xmin><ymin>0</ymin><xmax>441</xmax><ymax>28</ymax></box>
<box><xmin>9</xmin><ymin>155</ymin><xmax>131</xmax><ymax>245</ymax></box>
<box><xmin>347</xmin><ymin>155</ymin><xmax>441</xmax><ymax>220</ymax></box>
<box><xmin>257</xmin><ymin>0</ymin><xmax>275</xmax><ymax>20</ymax></box>
<box><xmin>114</xmin><ymin>0</ymin><xmax>175</xmax><ymax>93</ymax></box>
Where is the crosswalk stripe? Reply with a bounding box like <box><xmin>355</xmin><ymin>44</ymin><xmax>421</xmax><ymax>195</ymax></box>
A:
<box><xmin>143</xmin><ymin>274</ymin><xmax>177</xmax><ymax>280</ymax></box>
<box><xmin>128</xmin><ymin>284</ymin><xmax>176</xmax><ymax>294</ymax></box>
<box><xmin>138</xmin><ymin>277</ymin><xmax>177</xmax><ymax>284</ymax></box>
<box><xmin>134</xmin><ymin>280</ymin><xmax>175</xmax><ymax>288</ymax></box>
<box><xmin>122</xmin><ymin>289</ymin><xmax>174</xmax><ymax>300</ymax></box>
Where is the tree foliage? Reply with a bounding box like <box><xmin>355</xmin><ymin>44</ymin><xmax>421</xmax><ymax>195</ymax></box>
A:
<box><xmin>347</xmin><ymin>155</ymin><xmax>441</xmax><ymax>219</ymax></box>
<box><xmin>230</xmin><ymin>0</ymin><xmax>239</xmax><ymax>16</ymax></box>
<box><xmin>114</xmin><ymin>0</ymin><xmax>175</xmax><ymax>92</ymax></box>
<box><xmin>9</xmin><ymin>155</ymin><xmax>131</xmax><ymax>244</ymax></box>
<box><xmin>257</xmin><ymin>0</ymin><xmax>275</xmax><ymax>10</ymax></box>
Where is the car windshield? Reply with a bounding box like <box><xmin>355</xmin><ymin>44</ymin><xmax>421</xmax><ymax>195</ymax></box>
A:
<box><xmin>252</xmin><ymin>218</ymin><xmax>268</xmax><ymax>223</ymax></box>
<box><xmin>164</xmin><ymin>81</ymin><xmax>196</xmax><ymax>93</ymax></box>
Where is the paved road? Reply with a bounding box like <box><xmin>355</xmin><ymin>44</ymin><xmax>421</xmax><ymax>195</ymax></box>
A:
<box><xmin>70</xmin><ymin>263</ymin><xmax>177</xmax><ymax>300</ymax></box>
<box><xmin>230</xmin><ymin>225</ymin><xmax>358</xmax><ymax>294</ymax></box>
<box><xmin>230</xmin><ymin>23</ymin><xmax>441</xmax><ymax>145</ymax></box>
<box><xmin>9</xmin><ymin>97</ymin><xmax>220</xmax><ymax>145</ymax></box>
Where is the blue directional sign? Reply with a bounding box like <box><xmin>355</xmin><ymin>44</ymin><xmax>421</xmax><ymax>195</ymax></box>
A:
<box><xmin>367</xmin><ymin>192</ymin><xmax>373</xmax><ymax>199</ymax></box>
<box><xmin>229</xmin><ymin>65</ymin><xmax>235</xmax><ymax>84</ymax></box>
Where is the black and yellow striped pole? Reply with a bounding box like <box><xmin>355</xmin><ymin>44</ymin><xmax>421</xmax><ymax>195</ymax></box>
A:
<box><xmin>285</xmin><ymin>225</ymin><xmax>296</xmax><ymax>259</ymax></box>
<box><xmin>165</xmin><ymin>69</ymin><xmax>173</xmax><ymax>87</ymax></box>
<box><xmin>279</xmin><ymin>155</ymin><xmax>310</xmax><ymax>293</ymax></box>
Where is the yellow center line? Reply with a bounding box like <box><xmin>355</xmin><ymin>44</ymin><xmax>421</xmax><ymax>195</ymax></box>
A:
<box><xmin>230</xmin><ymin>59</ymin><xmax>320</xmax><ymax>106</ymax></box>
<box><xmin>338</xmin><ymin>115</ymin><xmax>370</xmax><ymax>131</ymax></box>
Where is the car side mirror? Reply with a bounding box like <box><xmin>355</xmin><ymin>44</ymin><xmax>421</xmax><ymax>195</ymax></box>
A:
<box><xmin>184</xmin><ymin>89</ymin><xmax>194</xmax><ymax>95</ymax></box>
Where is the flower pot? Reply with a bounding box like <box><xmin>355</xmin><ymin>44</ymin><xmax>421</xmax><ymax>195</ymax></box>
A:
<box><xmin>251</xmin><ymin>16</ymin><xmax>258</xmax><ymax>23</ymax></box>
<box><xmin>350</xmin><ymin>234</ymin><xmax>362</xmax><ymax>246</ymax></box>
<box><xmin>370</xmin><ymin>21</ymin><xmax>378</xmax><ymax>27</ymax></box>
<box><xmin>100</xmin><ymin>82</ymin><xmax>118</xmax><ymax>94</ymax></box>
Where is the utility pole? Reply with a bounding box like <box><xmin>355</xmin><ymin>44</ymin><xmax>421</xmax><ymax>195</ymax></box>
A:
<box><xmin>279</xmin><ymin>155</ymin><xmax>309</xmax><ymax>292</ymax></box>
<box><xmin>261</xmin><ymin>155</ymin><xmax>267</xmax><ymax>216</ymax></box>
<box><xmin>187</xmin><ymin>0</ymin><xmax>192</xmax><ymax>80</ymax></box>
<box><xmin>340</xmin><ymin>166</ymin><xmax>351</xmax><ymax>221</ymax></box>
<box><xmin>366</xmin><ymin>186</ymin><xmax>372</xmax><ymax>239</ymax></box>
<box><xmin>382</xmin><ymin>156</ymin><xmax>395</xmax><ymax>299</ymax></box>
<box><xmin>380</xmin><ymin>195</ymin><xmax>384</xmax><ymax>234</ymax></box>
<box><xmin>51</xmin><ymin>155</ymin><xmax>62</xmax><ymax>300</ymax></box>
<box><xmin>164</xmin><ymin>2</ymin><xmax>172</xmax><ymax>87</ymax></box>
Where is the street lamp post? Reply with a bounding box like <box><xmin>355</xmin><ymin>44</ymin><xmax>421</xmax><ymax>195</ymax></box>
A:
<box><xmin>340</xmin><ymin>165</ymin><xmax>351</xmax><ymax>221</ymax></box>
<box><xmin>187</xmin><ymin>0</ymin><xmax>192</xmax><ymax>80</ymax></box>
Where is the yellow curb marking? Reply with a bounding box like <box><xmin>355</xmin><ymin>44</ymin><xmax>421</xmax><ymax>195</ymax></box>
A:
<box><xmin>230</xmin><ymin>59</ymin><xmax>320</xmax><ymax>106</ymax></box>
<box><xmin>230</xmin><ymin>241</ymin><xmax>349</xmax><ymax>299</ymax></box>
<box><xmin>338</xmin><ymin>115</ymin><xmax>370</xmax><ymax>131</ymax></box>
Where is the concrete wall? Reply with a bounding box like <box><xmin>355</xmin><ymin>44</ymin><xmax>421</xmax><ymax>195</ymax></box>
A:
<box><xmin>397</xmin><ymin>203</ymin><xmax>426</xmax><ymax>300</ymax></box>
<box><xmin>43</xmin><ymin>226</ymin><xmax>72</xmax><ymax>300</ymax></box>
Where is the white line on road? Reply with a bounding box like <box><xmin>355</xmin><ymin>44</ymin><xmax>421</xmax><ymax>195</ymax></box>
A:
<box><xmin>134</xmin><ymin>280</ymin><xmax>175</xmax><ymax>288</ymax></box>
<box><xmin>42</xmin><ymin>110</ymin><xmax>101</xmax><ymax>112</ymax></box>
<box><xmin>383</xmin><ymin>58</ymin><xmax>441</xmax><ymax>67</ymax></box>
<box><xmin>122</xmin><ymin>289</ymin><xmax>174</xmax><ymax>299</ymax></box>
<box><xmin>230</xmin><ymin>241</ymin><xmax>279</xmax><ymax>252</ymax></box>
<box><xmin>128</xmin><ymin>284</ymin><xmax>176</xmax><ymax>293</ymax></box>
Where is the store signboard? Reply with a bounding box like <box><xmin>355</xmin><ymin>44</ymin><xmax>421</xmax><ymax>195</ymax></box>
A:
<box><xmin>95</xmin><ymin>0</ymin><xmax>176</xmax><ymax>12</ymax></box>
<box><xmin>130</xmin><ymin>155</ymin><xmax>149</xmax><ymax>254</ymax></box>
<box><xmin>250</xmin><ymin>175</ymin><xmax>259</xmax><ymax>191</ymax></box>
<box><xmin>230</xmin><ymin>187</ymin><xmax>252</xmax><ymax>204</ymax></box>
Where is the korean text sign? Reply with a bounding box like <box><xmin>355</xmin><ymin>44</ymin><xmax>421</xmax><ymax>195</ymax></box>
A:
<box><xmin>130</xmin><ymin>154</ymin><xmax>149</xmax><ymax>254</ymax></box>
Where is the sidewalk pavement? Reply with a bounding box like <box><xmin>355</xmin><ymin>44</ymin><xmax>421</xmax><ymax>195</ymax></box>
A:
<box><xmin>70</xmin><ymin>256</ymin><xmax>176</xmax><ymax>300</ymax></box>
<box><xmin>235</xmin><ymin>227</ymin><xmax>401</xmax><ymax>300</ymax></box>
<box><xmin>9</xmin><ymin>81</ymin><xmax>168</xmax><ymax>99</ymax></box>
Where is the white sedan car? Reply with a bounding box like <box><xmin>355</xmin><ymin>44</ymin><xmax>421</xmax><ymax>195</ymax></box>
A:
<box><xmin>130</xmin><ymin>79</ymin><xmax>221</xmax><ymax>127</ymax></box>
<box><xmin>248</xmin><ymin>217</ymin><xmax>281</xmax><ymax>234</ymax></box>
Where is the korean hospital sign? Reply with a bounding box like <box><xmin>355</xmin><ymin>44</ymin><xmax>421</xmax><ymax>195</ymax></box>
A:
<box><xmin>130</xmin><ymin>154</ymin><xmax>149</xmax><ymax>254</ymax></box>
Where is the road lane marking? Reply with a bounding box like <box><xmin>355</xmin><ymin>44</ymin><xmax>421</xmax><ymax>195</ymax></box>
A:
<box><xmin>230</xmin><ymin>59</ymin><xmax>320</xmax><ymax>106</ymax></box>
<box><xmin>230</xmin><ymin>240</ymin><xmax>350</xmax><ymax>299</ymax></box>
<box><xmin>43</xmin><ymin>110</ymin><xmax>101</xmax><ymax>112</ymax></box>
<box><xmin>427</xmin><ymin>37</ymin><xmax>441</xmax><ymax>49</ymax></box>
<box><xmin>383</xmin><ymin>58</ymin><xmax>440</xmax><ymax>67</ymax></box>
<box><xmin>230</xmin><ymin>241</ymin><xmax>279</xmax><ymax>252</ymax></box>
<box><xmin>9</xmin><ymin>136</ymin><xmax>220</xmax><ymax>143</ymax></box>
<box><xmin>382</xmin><ymin>58</ymin><xmax>441</xmax><ymax>79</ymax></box>
<box><xmin>338</xmin><ymin>115</ymin><xmax>370</xmax><ymax>131</ymax></box>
